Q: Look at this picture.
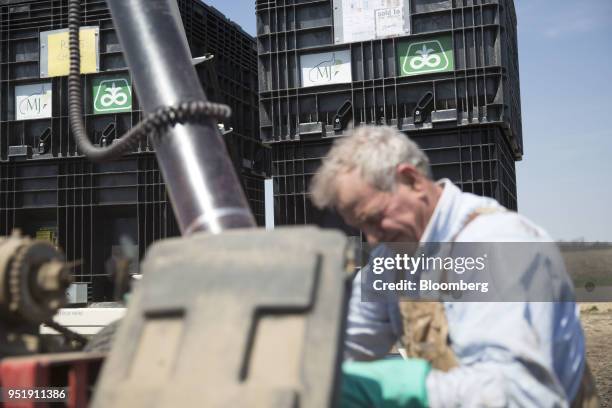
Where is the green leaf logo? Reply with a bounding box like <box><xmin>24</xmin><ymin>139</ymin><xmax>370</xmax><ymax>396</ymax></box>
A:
<box><xmin>93</xmin><ymin>76</ymin><xmax>132</xmax><ymax>114</ymax></box>
<box><xmin>398</xmin><ymin>35</ymin><xmax>454</xmax><ymax>77</ymax></box>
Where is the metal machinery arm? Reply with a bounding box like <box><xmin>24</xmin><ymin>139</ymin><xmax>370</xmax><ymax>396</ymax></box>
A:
<box><xmin>103</xmin><ymin>0</ymin><xmax>256</xmax><ymax>235</ymax></box>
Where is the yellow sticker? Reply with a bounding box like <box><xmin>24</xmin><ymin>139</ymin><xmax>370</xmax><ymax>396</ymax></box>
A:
<box><xmin>46</xmin><ymin>27</ymin><xmax>98</xmax><ymax>77</ymax></box>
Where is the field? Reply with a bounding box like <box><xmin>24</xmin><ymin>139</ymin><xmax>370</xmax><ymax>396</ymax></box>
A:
<box><xmin>562</xmin><ymin>244</ymin><xmax>612</xmax><ymax>288</ymax></box>
<box><xmin>582</xmin><ymin>303</ymin><xmax>612</xmax><ymax>406</ymax></box>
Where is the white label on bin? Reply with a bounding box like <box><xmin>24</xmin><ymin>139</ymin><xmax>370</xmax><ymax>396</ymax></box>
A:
<box><xmin>300</xmin><ymin>50</ymin><xmax>352</xmax><ymax>88</ymax></box>
<box><xmin>336</xmin><ymin>0</ymin><xmax>409</xmax><ymax>43</ymax></box>
<box><xmin>375</xmin><ymin>6</ymin><xmax>404</xmax><ymax>37</ymax></box>
<box><xmin>15</xmin><ymin>83</ymin><xmax>53</xmax><ymax>120</ymax></box>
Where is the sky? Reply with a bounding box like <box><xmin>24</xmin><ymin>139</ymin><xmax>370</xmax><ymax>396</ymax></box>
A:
<box><xmin>204</xmin><ymin>0</ymin><xmax>612</xmax><ymax>241</ymax></box>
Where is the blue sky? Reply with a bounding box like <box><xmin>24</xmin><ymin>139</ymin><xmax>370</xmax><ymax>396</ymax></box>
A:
<box><xmin>204</xmin><ymin>0</ymin><xmax>612</xmax><ymax>241</ymax></box>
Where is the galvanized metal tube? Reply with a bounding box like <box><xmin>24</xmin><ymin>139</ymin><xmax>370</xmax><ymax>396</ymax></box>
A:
<box><xmin>106</xmin><ymin>0</ymin><xmax>255</xmax><ymax>234</ymax></box>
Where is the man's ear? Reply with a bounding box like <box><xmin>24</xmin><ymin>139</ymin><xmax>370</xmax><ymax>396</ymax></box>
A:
<box><xmin>396</xmin><ymin>163</ymin><xmax>425</xmax><ymax>190</ymax></box>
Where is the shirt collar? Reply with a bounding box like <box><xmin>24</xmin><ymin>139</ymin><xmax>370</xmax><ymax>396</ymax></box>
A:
<box><xmin>419</xmin><ymin>179</ymin><xmax>463</xmax><ymax>243</ymax></box>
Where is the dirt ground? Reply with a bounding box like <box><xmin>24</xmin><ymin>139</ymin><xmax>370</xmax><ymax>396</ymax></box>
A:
<box><xmin>581</xmin><ymin>303</ymin><xmax>612</xmax><ymax>407</ymax></box>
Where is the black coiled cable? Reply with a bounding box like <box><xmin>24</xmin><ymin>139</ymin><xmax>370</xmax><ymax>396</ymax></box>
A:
<box><xmin>67</xmin><ymin>0</ymin><xmax>231</xmax><ymax>162</ymax></box>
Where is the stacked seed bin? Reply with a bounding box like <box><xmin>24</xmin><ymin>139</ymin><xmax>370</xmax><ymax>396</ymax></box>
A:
<box><xmin>256</xmin><ymin>0</ymin><xmax>522</xmax><ymax>235</ymax></box>
<box><xmin>0</xmin><ymin>0</ymin><xmax>269</xmax><ymax>302</ymax></box>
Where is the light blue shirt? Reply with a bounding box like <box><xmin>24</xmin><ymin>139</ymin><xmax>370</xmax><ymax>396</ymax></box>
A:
<box><xmin>345</xmin><ymin>180</ymin><xmax>585</xmax><ymax>407</ymax></box>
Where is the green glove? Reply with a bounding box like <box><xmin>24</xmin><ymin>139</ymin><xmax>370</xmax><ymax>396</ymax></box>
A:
<box><xmin>341</xmin><ymin>358</ymin><xmax>431</xmax><ymax>408</ymax></box>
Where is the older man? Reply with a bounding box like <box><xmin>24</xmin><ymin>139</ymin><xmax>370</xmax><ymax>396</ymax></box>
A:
<box><xmin>309</xmin><ymin>126</ymin><xmax>596</xmax><ymax>407</ymax></box>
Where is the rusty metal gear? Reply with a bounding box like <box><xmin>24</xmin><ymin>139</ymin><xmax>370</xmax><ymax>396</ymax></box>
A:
<box><xmin>0</xmin><ymin>233</ymin><xmax>79</xmax><ymax>357</ymax></box>
<box><xmin>1</xmin><ymin>232</ymin><xmax>71</xmax><ymax>324</ymax></box>
<box><xmin>8</xmin><ymin>242</ymin><xmax>28</xmax><ymax>313</ymax></box>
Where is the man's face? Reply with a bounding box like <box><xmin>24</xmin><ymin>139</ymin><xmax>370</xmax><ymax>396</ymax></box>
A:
<box><xmin>334</xmin><ymin>168</ymin><xmax>433</xmax><ymax>245</ymax></box>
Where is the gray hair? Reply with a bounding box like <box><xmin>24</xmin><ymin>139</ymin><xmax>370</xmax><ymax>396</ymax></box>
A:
<box><xmin>309</xmin><ymin>126</ymin><xmax>431</xmax><ymax>209</ymax></box>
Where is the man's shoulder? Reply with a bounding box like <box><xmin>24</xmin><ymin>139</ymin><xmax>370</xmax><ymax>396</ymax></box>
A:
<box><xmin>456</xmin><ymin>206</ymin><xmax>552</xmax><ymax>242</ymax></box>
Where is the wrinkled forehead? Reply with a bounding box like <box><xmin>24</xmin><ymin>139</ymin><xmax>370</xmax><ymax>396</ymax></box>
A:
<box><xmin>334</xmin><ymin>170</ymin><xmax>378</xmax><ymax>215</ymax></box>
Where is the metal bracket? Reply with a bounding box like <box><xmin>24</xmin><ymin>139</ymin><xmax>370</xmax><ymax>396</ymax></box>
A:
<box><xmin>413</xmin><ymin>91</ymin><xmax>434</xmax><ymax>125</ymax></box>
<box><xmin>333</xmin><ymin>100</ymin><xmax>352</xmax><ymax>131</ymax></box>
